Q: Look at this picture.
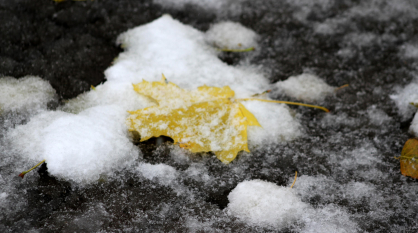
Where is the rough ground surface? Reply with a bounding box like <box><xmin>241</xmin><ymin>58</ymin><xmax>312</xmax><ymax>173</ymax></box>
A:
<box><xmin>1</xmin><ymin>0</ymin><xmax>418</xmax><ymax>232</ymax></box>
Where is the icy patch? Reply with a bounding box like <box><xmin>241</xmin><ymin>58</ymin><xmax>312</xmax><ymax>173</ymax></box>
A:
<box><xmin>273</xmin><ymin>73</ymin><xmax>335</xmax><ymax>102</ymax></box>
<box><xmin>206</xmin><ymin>21</ymin><xmax>258</xmax><ymax>50</ymax></box>
<box><xmin>390</xmin><ymin>80</ymin><xmax>418</xmax><ymax>121</ymax></box>
<box><xmin>226</xmin><ymin>179</ymin><xmax>307</xmax><ymax>228</ymax></box>
<box><xmin>137</xmin><ymin>163</ymin><xmax>178</xmax><ymax>185</ymax></box>
<box><xmin>105</xmin><ymin>15</ymin><xmax>269</xmax><ymax>98</ymax></box>
<box><xmin>0</xmin><ymin>76</ymin><xmax>56</xmax><ymax>113</ymax></box>
<box><xmin>243</xmin><ymin>101</ymin><xmax>302</xmax><ymax>146</ymax></box>
<box><xmin>7</xmin><ymin>105</ymin><xmax>139</xmax><ymax>183</ymax></box>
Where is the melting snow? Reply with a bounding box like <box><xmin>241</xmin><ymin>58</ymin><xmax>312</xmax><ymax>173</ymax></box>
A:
<box><xmin>0</xmin><ymin>76</ymin><xmax>57</xmax><ymax>113</ymax></box>
<box><xmin>206</xmin><ymin>21</ymin><xmax>258</xmax><ymax>50</ymax></box>
<box><xmin>226</xmin><ymin>179</ymin><xmax>307</xmax><ymax>228</ymax></box>
<box><xmin>274</xmin><ymin>73</ymin><xmax>335</xmax><ymax>102</ymax></box>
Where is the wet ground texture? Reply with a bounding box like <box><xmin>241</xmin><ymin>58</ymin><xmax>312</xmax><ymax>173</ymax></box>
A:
<box><xmin>1</xmin><ymin>0</ymin><xmax>418</xmax><ymax>232</ymax></box>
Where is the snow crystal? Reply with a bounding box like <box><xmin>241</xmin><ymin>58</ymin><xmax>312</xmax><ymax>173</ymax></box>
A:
<box><xmin>287</xmin><ymin>0</ymin><xmax>333</xmax><ymax>22</ymax></box>
<box><xmin>343</xmin><ymin>32</ymin><xmax>377</xmax><ymax>48</ymax></box>
<box><xmin>0</xmin><ymin>192</ymin><xmax>7</xmax><ymax>202</ymax></box>
<box><xmin>367</xmin><ymin>105</ymin><xmax>392</xmax><ymax>125</ymax></box>
<box><xmin>137</xmin><ymin>163</ymin><xmax>178</xmax><ymax>185</ymax></box>
<box><xmin>7</xmin><ymin>105</ymin><xmax>140</xmax><ymax>183</ymax></box>
<box><xmin>314</xmin><ymin>22</ymin><xmax>335</xmax><ymax>35</ymax></box>
<box><xmin>292</xmin><ymin>175</ymin><xmax>341</xmax><ymax>204</ymax></box>
<box><xmin>408</xmin><ymin>114</ymin><xmax>418</xmax><ymax>137</ymax></box>
<box><xmin>185</xmin><ymin>217</ymin><xmax>214</xmax><ymax>232</ymax></box>
<box><xmin>205</xmin><ymin>21</ymin><xmax>258</xmax><ymax>50</ymax></box>
<box><xmin>169</xmin><ymin>145</ymin><xmax>191</xmax><ymax>164</ymax></box>
<box><xmin>226</xmin><ymin>179</ymin><xmax>307</xmax><ymax>228</ymax></box>
<box><xmin>402</xmin><ymin>44</ymin><xmax>418</xmax><ymax>59</ymax></box>
<box><xmin>321</xmin><ymin>112</ymin><xmax>360</xmax><ymax>129</ymax></box>
<box><xmin>273</xmin><ymin>73</ymin><xmax>335</xmax><ymax>102</ymax></box>
<box><xmin>314</xmin><ymin>18</ymin><xmax>348</xmax><ymax>35</ymax></box>
<box><xmin>348</xmin><ymin>0</ymin><xmax>418</xmax><ymax>21</ymax></box>
<box><xmin>390</xmin><ymin>81</ymin><xmax>418</xmax><ymax>121</ymax></box>
<box><xmin>301</xmin><ymin>205</ymin><xmax>359</xmax><ymax>233</ymax></box>
<box><xmin>343</xmin><ymin>143</ymin><xmax>381</xmax><ymax>166</ymax></box>
<box><xmin>185</xmin><ymin>163</ymin><xmax>211</xmax><ymax>183</ymax></box>
<box><xmin>0</xmin><ymin>76</ymin><xmax>56</xmax><ymax>113</ymax></box>
<box><xmin>154</xmin><ymin>0</ymin><xmax>226</xmax><ymax>10</ymax></box>
<box><xmin>64</xmin><ymin>204</ymin><xmax>110</xmax><ymax>232</ymax></box>
<box><xmin>291</xmin><ymin>175</ymin><xmax>359</xmax><ymax>232</ymax></box>
<box><xmin>336</xmin><ymin>48</ymin><xmax>355</xmax><ymax>59</ymax></box>
<box><xmin>345</xmin><ymin>181</ymin><xmax>375</xmax><ymax>199</ymax></box>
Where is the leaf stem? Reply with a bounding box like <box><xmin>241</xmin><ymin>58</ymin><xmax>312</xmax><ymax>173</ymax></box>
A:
<box><xmin>251</xmin><ymin>90</ymin><xmax>271</xmax><ymax>97</ymax></box>
<box><xmin>19</xmin><ymin>160</ymin><xmax>45</xmax><ymax>178</ymax></box>
<box><xmin>218</xmin><ymin>47</ymin><xmax>255</xmax><ymax>52</ymax></box>
<box><xmin>237</xmin><ymin>98</ymin><xmax>330</xmax><ymax>112</ymax></box>
<box><xmin>335</xmin><ymin>84</ymin><xmax>349</xmax><ymax>91</ymax></box>
<box><xmin>290</xmin><ymin>171</ymin><xmax>298</xmax><ymax>188</ymax></box>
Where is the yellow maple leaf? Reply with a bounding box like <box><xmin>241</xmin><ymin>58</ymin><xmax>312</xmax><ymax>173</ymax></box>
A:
<box><xmin>398</xmin><ymin>138</ymin><xmax>418</xmax><ymax>179</ymax></box>
<box><xmin>18</xmin><ymin>76</ymin><xmax>329</xmax><ymax>179</ymax></box>
<box><xmin>127</xmin><ymin>75</ymin><xmax>260</xmax><ymax>164</ymax></box>
<box><xmin>127</xmin><ymin>75</ymin><xmax>329</xmax><ymax>164</ymax></box>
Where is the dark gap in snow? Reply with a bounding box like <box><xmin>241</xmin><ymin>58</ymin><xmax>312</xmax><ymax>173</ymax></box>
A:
<box><xmin>137</xmin><ymin>138</ymin><xmax>174</xmax><ymax>164</ymax></box>
<box><xmin>217</xmin><ymin>52</ymin><xmax>245</xmax><ymax>66</ymax></box>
